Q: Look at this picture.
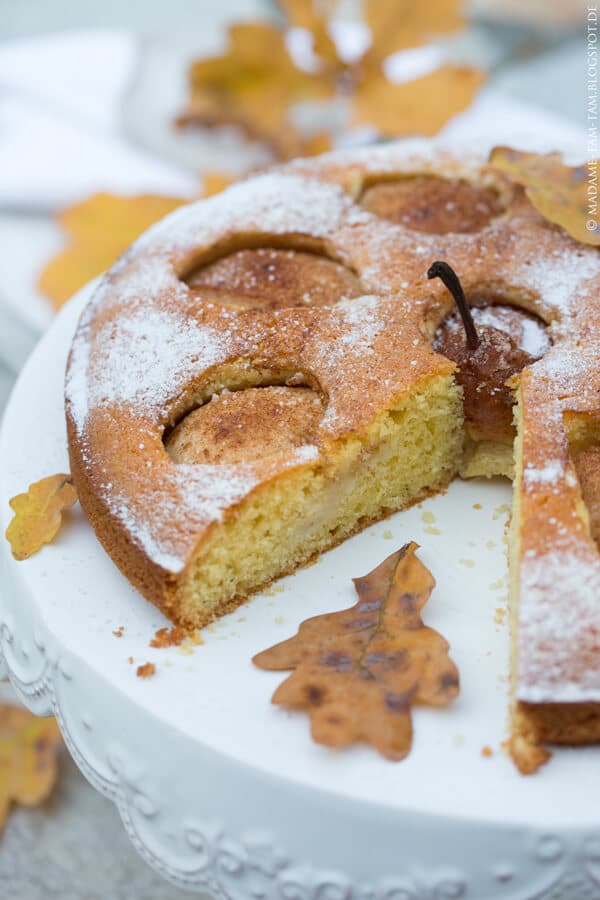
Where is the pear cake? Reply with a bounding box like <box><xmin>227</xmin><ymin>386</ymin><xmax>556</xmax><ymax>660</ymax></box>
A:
<box><xmin>65</xmin><ymin>142</ymin><xmax>600</xmax><ymax>765</ymax></box>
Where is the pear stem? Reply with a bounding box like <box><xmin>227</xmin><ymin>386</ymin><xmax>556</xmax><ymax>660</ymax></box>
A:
<box><xmin>427</xmin><ymin>260</ymin><xmax>479</xmax><ymax>351</ymax></box>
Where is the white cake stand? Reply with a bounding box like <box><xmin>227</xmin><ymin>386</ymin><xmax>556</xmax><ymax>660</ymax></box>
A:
<box><xmin>2</xmin><ymin>282</ymin><xmax>600</xmax><ymax>900</ymax></box>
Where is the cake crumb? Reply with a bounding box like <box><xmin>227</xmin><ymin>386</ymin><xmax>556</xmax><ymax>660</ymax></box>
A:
<box><xmin>237</xmin><ymin>617</ymin><xmax>246</xmax><ymax>623</ymax></box>
<box><xmin>421</xmin><ymin>511</ymin><xmax>435</xmax><ymax>524</ymax></box>
<box><xmin>187</xmin><ymin>629</ymin><xmax>204</xmax><ymax>646</ymax></box>
<box><xmin>128</xmin><ymin>656</ymin><xmax>134</xmax><ymax>664</ymax></box>
<box><xmin>481</xmin><ymin>745</ymin><xmax>493</xmax><ymax>758</ymax></box>
<box><xmin>150</xmin><ymin>625</ymin><xmax>186</xmax><ymax>648</ymax></box>
<box><xmin>177</xmin><ymin>644</ymin><xmax>194</xmax><ymax>655</ymax></box>
<box><xmin>112</xmin><ymin>626</ymin><xmax>124</xmax><ymax>637</ymax></box>
<box><xmin>459</xmin><ymin>558</ymin><xmax>475</xmax><ymax>568</ymax></box>
<box><xmin>383</xmin><ymin>529</ymin><xmax>393</xmax><ymax>539</ymax></box>
<box><xmin>493</xmin><ymin>503</ymin><xmax>511</xmax><ymax>521</ymax></box>
<box><xmin>473</xmin><ymin>503</ymin><xmax>482</xmax><ymax>510</ymax></box>
<box><xmin>274</xmin><ymin>615</ymin><xmax>285</xmax><ymax>624</ymax></box>
<box><xmin>507</xmin><ymin>734</ymin><xmax>552</xmax><ymax>775</ymax></box>
<box><xmin>486</xmin><ymin>539</ymin><xmax>496</xmax><ymax>550</ymax></box>
<box><xmin>424</xmin><ymin>525</ymin><xmax>440</xmax><ymax>535</ymax></box>
<box><xmin>136</xmin><ymin>662</ymin><xmax>156</xmax><ymax>679</ymax></box>
<box><xmin>489</xmin><ymin>578</ymin><xmax>504</xmax><ymax>590</ymax></box>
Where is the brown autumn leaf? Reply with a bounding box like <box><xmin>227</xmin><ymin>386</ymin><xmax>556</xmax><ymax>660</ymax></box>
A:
<box><xmin>489</xmin><ymin>146</ymin><xmax>600</xmax><ymax>247</ymax></box>
<box><xmin>6</xmin><ymin>474</ymin><xmax>78</xmax><ymax>561</ymax></box>
<box><xmin>38</xmin><ymin>192</ymin><xmax>186</xmax><ymax>308</ymax></box>
<box><xmin>0</xmin><ymin>705</ymin><xmax>62</xmax><ymax>831</ymax></box>
<box><xmin>353</xmin><ymin>65</ymin><xmax>485</xmax><ymax>137</ymax></box>
<box><xmin>181</xmin><ymin>22</ymin><xmax>333</xmax><ymax>159</ymax></box>
<box><xmin>253</xmin><ymin>542</ymin><xmax>459</xmax><ymax>760</ymax></box>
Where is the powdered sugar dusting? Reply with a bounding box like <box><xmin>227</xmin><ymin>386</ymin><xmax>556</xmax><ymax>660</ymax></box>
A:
<box><xmin>518</xmin><ymin>247</ymin><xmax>600</xmax><ymax>314</ymax></box>
<box><xmin>137</xmin><ymin>173</ymin><xmax>366</xmax><ymax>255</ymax></box>
<box><xmin>65</xmin><ymin>318</ymin><xmax>92</xmax><ymax>433</ymax></box>
<box><xmin>334</xmin><ymin>294</ymin><xmax>384</xmax><ymax>357</ymax></box>
<box><xmin>472</xmin><ymin>307</ymin><xmax>549</xmax><ymax>357</ymax></box>
<box><xmin>108</xmin><ymin>465</ymin><xmax>261</xmax><ymax>572</ymax></box>
<box><xmin>438</xmin><ymin>305</ymin><xmax>550</xmax><ymax>358</ymax></box>
<box><xmin>69</xmin><ymin>303</ymin><xmax>226</xmax><ymax>431</ymax></box>
<box><xmin>523</xmin><ymin>459</ymin><xmax>563</xmax><ymax>486</ymax></box>
<box><xmin>519</xmin><ymin>551</ymin><xmax>600</xmax><ymax>702</ymax></box>
<box><xmin>534</xmin><ymin>346</ymin><xmax>599</xmax><ymax>398</ymax></box>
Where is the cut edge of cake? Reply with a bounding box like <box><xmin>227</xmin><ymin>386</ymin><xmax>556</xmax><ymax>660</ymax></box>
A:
<box><xmin>170</xmin><ymin>372</ymin><xmax>463</xmax><ymax>628</ymax></box>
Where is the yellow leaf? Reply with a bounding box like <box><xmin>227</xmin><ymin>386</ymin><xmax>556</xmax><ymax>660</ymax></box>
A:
<box><xmin>489</xmin><ymin>146</ymin><xmax>600</xmax><ymax>247</ymax></box>
<box><xmin>183</xmin><ymin>22</ymin><xmax>333</xmax><ymax>157</ymax></box>
<box><xmin>0</xmin><ymin>705</ymin><xmax>62</xmax><ymax>831</ymax></box>
<box><xmin>298</xmin><ymin>130</ymin><xmax>333</xmax><ymax>157</ymax></box>
<box><xmin>202</xmin><ymin>172</ymin><xmax>234</xmax><ymax>197</ymax></box>
<box><xmin>38</xmin><ymin>193</ymin><xmax>185</xmax><ymax>308</ymax></box>
<box><xmin>352</xmin><ymin>65</ymin><xmax>485</xmax><ymax>137</ymax></box>
<box><xmin>364</xmin><ymin>0</ymin><xmax>465</xmax><ymax>67</ymax></box>
<box><xmin>6</xmin><ymin>474</ymin><xmax>78</xmax><ymax>561</ymax></box>
<box><xmin>278</xmin><ymin>0</ymin><xmax>343</xmax><ymax>72</ymax></box>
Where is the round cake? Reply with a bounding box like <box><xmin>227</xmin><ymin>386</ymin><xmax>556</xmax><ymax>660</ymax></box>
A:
<box><xmin>64</xmin><ymin>141</ymin><xmax>600</xmax><ymax>768</ymax></box>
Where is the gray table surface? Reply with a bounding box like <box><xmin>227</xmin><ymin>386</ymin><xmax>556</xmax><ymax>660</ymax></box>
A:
<box><xmin>0</xmin><ymin>1</ymin><xmax>586</xmax><ymax>895</ymax></box>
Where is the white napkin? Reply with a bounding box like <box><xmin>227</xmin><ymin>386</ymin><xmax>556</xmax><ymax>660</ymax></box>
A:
<box><xmin>0</xmin><ymin>30</ymin><xmax>197</xmax><ymax>211</ymax></box>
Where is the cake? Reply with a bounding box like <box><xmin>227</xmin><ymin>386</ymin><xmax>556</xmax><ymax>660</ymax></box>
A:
<box><xmin>65</xmin><ymin>141</ymin><xmax>600</xmax><ymax>765</ymax></box>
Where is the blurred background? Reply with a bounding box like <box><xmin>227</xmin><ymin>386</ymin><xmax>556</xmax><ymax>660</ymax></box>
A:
<box><xmin>0</xmin><ymin>0</ymin><xmax>588</xmax><ymax>896</ymax></box>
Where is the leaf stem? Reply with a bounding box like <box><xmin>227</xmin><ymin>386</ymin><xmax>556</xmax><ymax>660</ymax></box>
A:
<box><xmin>427</xmin><ymin>260</ymin><xmax>479</xmax><ymax>351</ymax></box>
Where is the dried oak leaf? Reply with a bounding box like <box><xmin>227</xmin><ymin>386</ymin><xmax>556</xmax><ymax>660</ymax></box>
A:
<box><xmin>182</xmin><ymin>22</ymin><xmax>333</xmax><ymax>159</ymax></box>
<box><xmin>353</xmin><ymin>65</ymin><xmax>485</xmax><ymax>137</ymax></box>
<box><xmin>0</xmin><ymin>705</ymin><xmax>62</xmax><ymax>831</ymax></box>
<box><xmin>6</xmin><ymin>474</ymin><xmax>77</xmax><ymax>561</ymax></box>
<box><xmin>253</xmin><ymin>542</ymin><xmax>459</xmax><ymax>760</ymax></box>
<box><xmin>38</xmin><ymin>192</ymin><xmax>186</xmax><ymax>308</ymax></box>
<box><xmin>489</xmin><ymin>146</ymin><xmax>600</xmax><ymax>247</ymax></box>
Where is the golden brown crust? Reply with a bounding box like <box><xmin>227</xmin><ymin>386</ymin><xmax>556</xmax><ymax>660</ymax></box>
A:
<box><xmin>165</xmin><ymin>386</ymin><xmax>324</xmax><ymax>466</ymax></box>
<box><xmin>186</xmin><ymin>246</ymin><xmax>363</xmax><ymax>309</ymax></box>
<box><xmin>65</xmin><ymin>142</ymin><xmax>600</xmax><ymax>759</ymax></box>
<box><xmin>359</xmin><ymin>174</ymin><xmax>505</xmax><ymax>233</ymax></box>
